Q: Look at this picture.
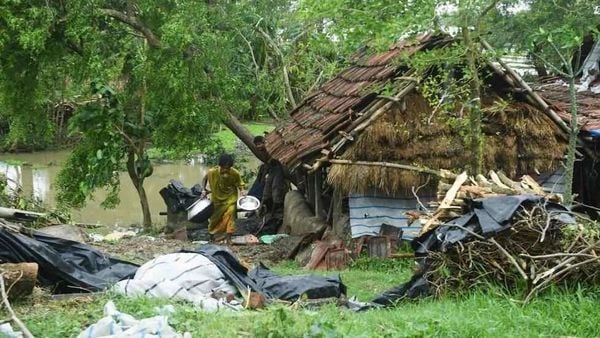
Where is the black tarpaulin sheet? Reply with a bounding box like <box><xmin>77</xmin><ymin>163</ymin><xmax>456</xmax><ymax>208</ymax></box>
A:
<box><xmin>195</xmin><ymin>244</ymin><xmax>346</xmax><ymax>301</ymax></box>
<box><xmin>248</xmin><ymin>263</ymin><xmax>346</xmax><ymax>301</ymax></box>
<box><xmin>0</xmin><ymin>228</ymin><xmax>138</xmax><ymax>293</ymax></box>
<box><xmin>371</xmin><ymin>195</ymin><xmax>572</xmax><ymax>306</ymax></box>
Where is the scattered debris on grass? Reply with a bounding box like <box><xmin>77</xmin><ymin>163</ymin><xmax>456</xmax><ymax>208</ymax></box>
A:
<box><xmin>371</xmin><ymin>170</ymin><xmax>600</xmax><ymax>306</ymax></box>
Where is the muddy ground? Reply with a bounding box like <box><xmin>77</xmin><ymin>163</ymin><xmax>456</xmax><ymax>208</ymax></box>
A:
<box><xmin>92</xmin><ymin>234</ymin><xmax>290</xmax><ymax>267</ymax></box>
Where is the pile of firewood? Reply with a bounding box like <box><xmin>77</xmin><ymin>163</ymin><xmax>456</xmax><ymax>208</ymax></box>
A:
<box><xmin>418</xmin><ymin>170</ymin><xmax>562</xmax><ymax>235</ymax></box>
<box><xmin>414</xmin><ymin>170</ymin><xmax>600</xmax><ymax>301</ymax></box>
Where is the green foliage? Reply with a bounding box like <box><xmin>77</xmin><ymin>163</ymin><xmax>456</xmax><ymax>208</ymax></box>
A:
<box><xmin>212</xmin><ymin>122</ymin><xmax>274</xmax><ymax>151</ymax></box>
<box><xmin>56</xmin><ymin>84</ymin><xmax>125</xmax><ymax>209</ymax></box>
<box><xmin>0</xmin><ymin>1</ymin><xmax>82</xmax><ymax>150</ymax></box>
<box><xmin>350</xmin><ymin>256</ymin><xmax>414</xmax><ymax>273</ymax></box>
<box><xmin>0</xmin><ymin>173</ymin><xmax>7</xmax><ymax>206</ymax></box>
<box><xmin>3</xmin><ymin>0</ymin><xmax>598</xmax><ymax>215</ymax></box>
<box><xmin>562</xmin><ymin>220</ymin><xmax>600</xmax><ymax>250</ymax></box>
<box><xmin>0</xmin><ymin>172</ymin><xmax>71</xmax><ymax>225</ymax></box>
<box><xmin>297</xmin><ymin>0</ymin><xmax>438</xmax><ymax>53</ymax></box>
<box><xmin>489</xmin><ymin>0</ymin><xmax>600</xmax><ymax>67</ymax></box>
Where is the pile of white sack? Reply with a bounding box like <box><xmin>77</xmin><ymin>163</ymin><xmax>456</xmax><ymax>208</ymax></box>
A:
<box><xmin>112</xmin><ymin>252</ymin><xmax>242</xmax><ymax>311</ymax></box>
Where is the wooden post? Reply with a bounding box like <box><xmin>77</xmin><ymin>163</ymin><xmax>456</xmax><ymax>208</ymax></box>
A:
<box><xmin>314</xmin><ymin>170</ymin><xmax>323</xmax><ymax>217</ymax></box>
<box><xmin>367</xmin><ymin>236</ymin><xmax>392</xmax><ymax>258</ymax></box>
<box><xmin>0</xmin><ymin>263</ymin><xmax>38</xmax><ymax>301</ymax></box>
<box><xmin>306</xmin><ymin>174</ymin><xmax>315</xmax><ymax>209</ymax></box>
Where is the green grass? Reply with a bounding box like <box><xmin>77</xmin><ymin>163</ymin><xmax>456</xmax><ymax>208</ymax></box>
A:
<box><xmin>11</xmin><ymin>258</ymin><xmax>600</xmax><ymax>337</ymax></box>
<box><xmin>0</xmin><ymin>159</ymin><xmax>29</xmax><ymax>166</ymax></box>
<box><xmin>213</xmin><ymin>122</ymin><xmax>274</xmax><ymax>151</ymax></box>
<box><xmin>146</xmin><ymin>122</ymin><xmax>274</xmax><ymax>160</ymax></box>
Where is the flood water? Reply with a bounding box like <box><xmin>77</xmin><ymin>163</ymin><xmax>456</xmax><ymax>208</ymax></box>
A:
<box><xmin>0</xmin><ymin>150</ymin><xmax>251</xmax><ymax>226</ymax></box>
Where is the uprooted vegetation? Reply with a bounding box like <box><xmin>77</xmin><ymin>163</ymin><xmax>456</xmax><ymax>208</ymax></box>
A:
<box><xmin>0</xmin><ymin>174</ymin><xmax>70</xmax><ymax>227</ymax></box>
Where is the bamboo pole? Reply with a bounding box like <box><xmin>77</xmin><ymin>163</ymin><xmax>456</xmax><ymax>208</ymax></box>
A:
<box><xmin>327</xmin><ymin>159</ymin><xmax>456</xmax><ymax>178</ymax></box>
<box><xmin>481</xmin><ymin>38</ymin><xmax>596</xmax><ymax>161</ymax></box>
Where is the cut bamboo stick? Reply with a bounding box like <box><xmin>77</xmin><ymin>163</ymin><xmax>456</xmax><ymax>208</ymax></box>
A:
<box><xmin>327</xmin><ymin>159</ymin><xmax>453</xmax><ymax>178</ymax></box>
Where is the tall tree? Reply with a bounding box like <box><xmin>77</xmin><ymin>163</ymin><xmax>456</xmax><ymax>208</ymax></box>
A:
<box><xmin>0</xmin><ymin>0</ymin><xmax>283</xmax><ymax>229</ymax></box>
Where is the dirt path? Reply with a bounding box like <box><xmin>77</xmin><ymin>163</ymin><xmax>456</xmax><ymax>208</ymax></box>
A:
<box><xmin>93</xmin><ymin>235</ymin><xmax>288</xmax><ymax>267</ymax></box>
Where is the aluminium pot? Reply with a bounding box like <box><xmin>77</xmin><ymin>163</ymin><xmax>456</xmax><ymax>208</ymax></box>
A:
<box><xmin>186</xmin><ymin>197</ymin><xmax>214</xmax><ymax>223</ymax></box>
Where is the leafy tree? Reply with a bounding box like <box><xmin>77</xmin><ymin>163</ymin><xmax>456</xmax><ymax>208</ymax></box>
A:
<box><xmin>0</xmin><ymin>2</ymin><xmax>60</xmax><ymax>150</ymax></box>
<box><xmin>487</xmin><ymin>0</ymin><xmax>600</xmax><ymax>76</ymax></box>
<box><xmin>0</xmin><ymin>0</ymin><xmax>274</xmax><ymax>229</ymax></box>
<box><xmin>526</xmin><ymin>30</ymin><xmax>599</xmax><ymax>207</ymax></box>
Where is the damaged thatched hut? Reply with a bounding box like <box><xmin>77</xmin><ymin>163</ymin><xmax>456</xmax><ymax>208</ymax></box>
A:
<box><xmin>265</xmin><ymin>33</ymin><xmax>600</xmax><ymax>242</ymax></box>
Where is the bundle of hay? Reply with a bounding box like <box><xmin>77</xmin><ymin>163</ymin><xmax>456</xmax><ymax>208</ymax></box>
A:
<box><xmin>417</xmin><ymin>171</ymin><xmax>600</xmax><ymax>301</ymax></box>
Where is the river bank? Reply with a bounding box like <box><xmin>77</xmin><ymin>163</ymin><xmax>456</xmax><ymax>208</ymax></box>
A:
<box><xmin>0</xmin><ymin>122</ymin><xmax>273</xmax><ymax>228</ymax></box>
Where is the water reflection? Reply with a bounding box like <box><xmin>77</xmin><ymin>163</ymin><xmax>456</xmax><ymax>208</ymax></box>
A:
<box><xmin>0</xmin><ymin>150</ymin><xmax>251</xmax><ymax>226</ymax></box>
<box><xmin>0</xmin><ymin>161</ymin><xmax>21</xmax><ymax>194</ymax></box>
<box><xmin>32</xmin><ymin>168</ymin><xmax>50</xmax><ymax>202</ymax></box>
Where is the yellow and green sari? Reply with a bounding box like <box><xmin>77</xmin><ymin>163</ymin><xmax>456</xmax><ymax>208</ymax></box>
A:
<box><xmin>206</xmin><ymin>167</ymin><xmax>244</xmax><ymax>235</ymax></box>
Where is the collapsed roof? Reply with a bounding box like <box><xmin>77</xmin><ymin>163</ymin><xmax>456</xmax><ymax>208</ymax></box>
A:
<box><xmin>265</xmin><ymin>33</ymin><xmax>600</xmax><ymax>192</ymax></box>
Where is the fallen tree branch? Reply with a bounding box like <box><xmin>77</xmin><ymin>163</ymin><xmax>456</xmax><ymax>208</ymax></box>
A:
<box><xmin>412</xmin><ymin>176</ymin><xmax>432</xmax><ymax>213</ymax></box>
<box><xmin>489</xmin><ymin>238</ymin><xmax>528</xmax><ymax>281</ymax></box>
<box><xmin>257</xmin><ymin>27</ymin><xmax>297</xmax><ymax>107</ymax></box>
<box><xmin>525</xmin><ymin>256</ymin><xmax>600</xmax><ymax>303</ymax></box>
<box><xmin>99</xmin><ymin>8</ymin><xmax>161</xmax><ymax>48</ymax></box>
<box><xmin>520</xmin><ymin>252</ymin><xmax>598</xmax><ymax>260</ymax></box>
<box><xmin>0</xmin><ymin>274</ymin><xmax>34</xmax><ymax>338</ymax></box>
<box><xmin>533</xmin><ymin>239</ymin><xmax>600</xmax><ymax>284</ymax></box>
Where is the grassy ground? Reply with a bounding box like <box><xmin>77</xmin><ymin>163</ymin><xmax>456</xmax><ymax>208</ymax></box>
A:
<box><xmin>146</xmin><ymin>122</ymin><xmax>274</xmax><ymax>160</ymax></box>
<box><xmin>10</xmin><ymin>257</ymin><xmax>600</xmax><ymax>338</ymax></box>
<box><xmin>213</xmin><ymin>122</ymin><xmax>274</xmax><ymax>151</ymax></box>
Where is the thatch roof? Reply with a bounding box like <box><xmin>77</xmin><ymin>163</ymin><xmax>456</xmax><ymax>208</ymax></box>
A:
<box><xmin>327</xmin><ymin>92</ymin><xmax>565</xmax><ymax>195</ymax></box>
<box><xmin>265</xmin><ymin>33</ymin><xmax>453</xmax><ymax>168</ymax></box>
<box><xmin>265</xmin><ymin>33</ymin><xmax>599</xmax><ymax>195</ymax></box>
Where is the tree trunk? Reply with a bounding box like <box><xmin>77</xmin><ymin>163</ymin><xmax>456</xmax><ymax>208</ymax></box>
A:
<box><xmin>563</xmin><ymin>76</ymin><xmax>579</xmax><ymax>207</ymax></box>
<box><xmin>126</xmin><ymin>151</ymin><xmax>153</xmax><ymax>230</ymax></box>
<box><xmin>462</xmin><ymin>23</ymin><xmax>483</xmax><ymax>175</ymax></box>
<box><xmin>222</xmin><ymin>111</ymin><xmax>268</xmax><ymax>162</ymax></box>
<box><xmin>532</xmin><ymin>43</ymin><xmax>548</xmax><ymax>77</ymax></box>
<box><xmin>135</xmin><ymin>181</ymin><xmax>152</xmax><ymax>230</ymax></box>
<box><xmin>0</xmin><ymin>263</ymin><xmax>38</xmax><ymax>301</ymax></box>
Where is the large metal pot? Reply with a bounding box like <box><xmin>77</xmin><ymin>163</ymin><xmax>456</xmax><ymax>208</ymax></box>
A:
<box><xmin>186</xmin><ymin>198</ymin><xmax>213</xmax><ymax>223</ymax></box>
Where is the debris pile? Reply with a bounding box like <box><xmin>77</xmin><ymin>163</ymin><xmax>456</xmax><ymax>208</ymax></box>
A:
<box><xmin>425</xmin><ymin>205</ymin><xmax>600</xmax><ymax>301</ymax></box>
<box><xmin>418</xmin><ymin>170</ymin><xmax>562</xmax><ymax>234</ymax></box>
<box><xmin>373</xmin><ymin>170</ymin><xmax>600</xmax><ymax>305</ymax></box>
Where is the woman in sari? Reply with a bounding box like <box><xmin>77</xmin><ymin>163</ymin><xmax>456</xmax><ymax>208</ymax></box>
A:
<box><xmin>202</xmin><ymin>154</ymin><xmax>245</xmax><ymax>243</ymax></box>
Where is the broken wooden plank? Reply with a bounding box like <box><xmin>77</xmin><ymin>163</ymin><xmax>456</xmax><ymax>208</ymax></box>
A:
<box><xmin>367</xmin><ymin>236</ymin><xmax>392</xmax><ymax>258</ymax></box>
<box><xmin>521</xmin><ymin>175</ymin><xmax>547</xmax><ymax>195</ymax></box>
<box><xmin>489</xmin><ymin>171</ymin><xmax>514</xmax><ymax>191</ymax></box>
<box><xmin>439</xmin><ymin>171</ymin><xmax>468</xmax><ymax>209</ymax></box>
